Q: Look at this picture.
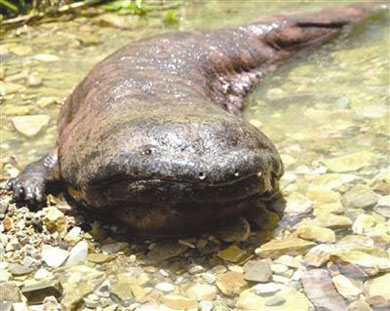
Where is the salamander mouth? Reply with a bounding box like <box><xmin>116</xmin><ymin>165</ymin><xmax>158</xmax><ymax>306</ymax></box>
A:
<box><xmin>69</xmin><ymin>170</ymin><xmax>275</xmax><ymax>209</ymax></box>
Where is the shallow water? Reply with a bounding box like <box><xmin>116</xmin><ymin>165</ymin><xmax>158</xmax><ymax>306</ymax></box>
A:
<box><xmin>1</xmin><ymin>1</ymin><xmax>389</xmax><ymax>310</ymax></box>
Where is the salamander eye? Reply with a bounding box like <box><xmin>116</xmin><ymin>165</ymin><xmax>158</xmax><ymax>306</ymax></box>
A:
<box><xmin>141</xmin><ymin>147</ymin><xmax>154</xmax><ymax>155</ymax></box>
<box><xmin>198</xmin><ymin>172</ymin><xmax>206</xmax><ymax>180</ymax></box>
<box><xmin>234</xmin><ymin>170</ymin><xmax>240</xmax><ymax>177</ymax></box>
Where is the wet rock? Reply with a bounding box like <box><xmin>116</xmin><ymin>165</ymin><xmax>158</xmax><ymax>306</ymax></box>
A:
<box><xmin>186</xmin><ymin>284</ymin><xmax>217</xmax><ymax>301</ymax></box>
<box><xmin>374</xmin><ymin>195</ymin><xmax>390</xmax><ymax>218</ymax></box>
<box><xmin>303</xmin><ymin>244</ymin><xmax>334</xmax><ymax>267</ymax></box>
<box><xmin>216</xmin><ymin>217</ymin><xmax>250</xmax><ymax>242</ymax></box>
<box><xmin>322</xmin><ymin>151</ymin><xmax>376</xmax><ymax>173</ymax></box>
<box><xmin>301</xmin><ymin>269</ymin><xmax>347</xmax><ymax>311</ymax></box>
<box><xmin>110</xmin><ymin>274</ymin><xmax>136</xmax><ymax>301</ymax></box>
<box><xmin>243</xmin><ymin>259</ymin><xmax>272</xmax><ymax>283</ymax></box>
<box><xmin>27</xmin><ymin>73</ymin><xmax>42</xmax><ymax>87</ymax></box>
<box><xmin>144</xmin><ymin>241</ymin><xmax>187</xmax><ymax>264</ymax></box>
<box><xmin>33</xmin><ymin>54</ymin><xmax>60</xmax><ymax>62</ymax></box>
<box><xmin>2</xmin><ymin>216</ymin><xmax>13</xmax><ymax>231</ymax></box>
<box><xmin>364</xmin><ymin>273</ymin><xmax>390</xmax><ymax>307</ymax></box>
<box><xmin>0</xmin><ymin>82</ymin><xmax>26</xmax><ymax>96</ymax></box>
<box><xmin>352</xmin><ymin>214</ymin><xmax>376</xmax><ymax>234</ymax></box>
<box><xmin>101</xmin><ymin>242</ymin><xmax>128</xmax><ymax>254</ymax></box>
<box><xmin>307</xmin><ymin>189</ymin><xmax>345</xmax><ymax>215</ymax></box>
<box><xmin>237</xmin><ymin>285</ymin><xmax>311</xmax><ymax>311</ymax></box>
<box><xmin>217</xmin><ymin>245</ymin><xmax>249</xmax><ymax>263</ymax></box>
<box><xmin>34</xmin><ymin>268</ymin><xmax>53</xmax><ymax>280</ymax></box>
<box><xmin>265</xmin><ymin>295</ymin><xmax>286</xmax><ymax>306</ymax></box>
<box><xmin>284</xmin><ymin>192</ymin><xmax>313</xmax><ymax>216</ymax></box>
<box><xmin>343</xmin><ymin>185</ymin><xmax>379</xmax><ymax>209</ymax></box>
<box><xmin>314</xmin><ymin>213</ymin><xmax>352</xmax><ymax>230</ymax></box>
<box><xmin>9</xmin><ymin>265</ymin><xmax>33</xmax><ymax>276</ymax></box>
<box><xmin>87</xmin><ymin>253</ymin><xmax>116</xmax><ymax>264</ymax></box>
<box><xmin>348</xmin><ymin>299</ymin><xmax>373</xmax><ymax>311</ymax></box>
<box><xmin>216</xmin><ymin>271</ymin><xmax>247</xmax><ymax>297</ymax></box>
<box><xmin>65</xmin><ymin>240</ymin><xmax>88</xmax><ymax>267</ymax></box>
<box><xmin>334</xmin><ymin>246</ymin><xmax>390</xmax><ymax>273</ymax></box>
<box><xmin>252</xmin><ymin>282</ymin><xmax>281</xmax><ymax>295</ymax></box>
<box><xmin>296</xmin><ymin>225</ymin><xmax>336</xmax><ymax>243</ymax></box>
<box><xmin>21</xmin><ymin>279</ymin><xmax>63</xmax><ymax>304</ymax></box>
<box><xmin>11</xmin><ymin>115</ymin><xmax>50</xmax><ymax>138</ymax></box>
<box><xmin>255</xmin><ymin>237</ymin><xmax>316</xmax><ymax>259</ymax></box>
<box><xmin>41</xmin><ymin>245</ymin><xmax>69</xmax><ymax>268</ymax></box>
<box><xmin>61</xmin><ymin>282</ymin><xmax>94</xmax><ymax>311</ymax></box>
<box><xmin>0</xmin><ymin>282</ymin><xmax>22</xmax><ymax>302</ymax></box>
<box><xmin>309</xmin><ymin>173</ymin><xmax>357</xmax><ymax>191</ymax></box>
<box><xmin>92</xmin><ymin>13</ymin><xmax>140</xmax><ymax>29</ymax></box>
<box><xmin>160</xmin><ymin>294</ymin><xmax>198</xmax><ymax>310</ymax></box>
<box><xmin>155</xmin><ymin>282</ymin><xmax>175</xmax><ymax>293</ymax></box>
<box><xmin>332</xmin><ymin>274</ymin><xmax>361</xmax><ymax>301</ymax></box>
<box><xmin>0</xmin><ymin>303</ymin><xmax>12</xmax><ymax>311</ymax></box>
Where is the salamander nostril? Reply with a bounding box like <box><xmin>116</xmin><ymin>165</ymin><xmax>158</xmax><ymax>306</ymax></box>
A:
<box><xmin>198</xmin><ymin>172</ymin><xmax>206</xmax><ymax>180</ymax></box>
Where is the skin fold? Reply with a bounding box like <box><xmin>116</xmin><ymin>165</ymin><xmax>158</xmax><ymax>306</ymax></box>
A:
<box><xmin>7</xmin><ymin>3</ymin><xmax>387</xmax><ymax>235</ymax></box>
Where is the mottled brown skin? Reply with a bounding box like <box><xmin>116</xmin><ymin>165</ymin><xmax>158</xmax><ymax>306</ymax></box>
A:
<box><xmin>7</xmin><ymin>3</ymin><xmax>386</xmax><ymax>235</ymax></box>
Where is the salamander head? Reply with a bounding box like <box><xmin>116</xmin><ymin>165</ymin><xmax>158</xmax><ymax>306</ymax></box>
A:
<box><xmin>60</xmin><ymin>105</ymin><xmax>283</xmax><ymax>234</ymax></box>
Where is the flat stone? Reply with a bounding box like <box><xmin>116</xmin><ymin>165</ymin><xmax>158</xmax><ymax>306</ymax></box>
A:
<box><xmin>186</xmin><ymin>284</ymin><xmax>217</xmax><ymax>301</ymax></box>
<box><xmin>348</xmin><ymin>299</ymin><xmax>373</xmax><ymax>311</ymax></box>
<box><xmin>0</xmin><ymin>282</ymin><xmax>22</xmax><ymax>303</ymax></box>
<box><xmin>322</xmin><ymin>151</ymin><xmax>376</xmax><ymax>173</ymax></box>
<box><xmin>33</xmin><ymin>54</ymin><xmax>60</xmax><ymax>62</ymax></box>
<box><xmin>296</xmin><ymin>225</ymin><xmax>336</xmax><ymax>243</ymax></box>
<box><xmin>265</xmin><ymin>295</ymin><xmax>286</xmax><ymax>306</ymax></box>
<box><xmin>302</xmin><ymin>269</ymin><xmax>347</xmax><ymax>311</ymax></box>
<box><xmin>9</xmin><ymin>265</ymin><xmax>33</xmax><ymax>276</ymax></box>
<box><xmin>284</xmin><ymin>192</ymin><xmax>313</xmax><ymax>216</ymax></box>
<box><xmin>237</xmin><ymin>285</ymin><xmax>311</xmax><ymax>311</ymax></box>
<box><xmin>332</xmin><ymin>275</ymin><xmax>361</xmax><ymax>301</ymax></box>
<box><xmin>352</xmin><ymin>214</ymin><xmax>376</xmax><ymax>235</ymax></box>
<box><xmin>216</xmin><ymin>271</ymin><xmax>247</xmax><ymax>297</ymax></box>
<box><xmin>43</xmin><ymin>207</ymin><xmax>67</xmax><ymax>234</ymax></box>
<box><xmin>217</xmin><ymin>245</ymin><xmax>249</xmax><ymax>263</ymax></box>
<box><xmin>309</xmin><ymin>173</ymin><xmax>357</xmax><ymax>191</ymax></box>
<box><xmin>252</xmin><ymin>282</ymin><xmax>281</xmax><ymax>295</ymax></box>
<box><xmin>110</xmin><ymin>275</ymin><xmax>136</xmax><ymax>301</ymax></box>
<box><xmin>244</xmin><ymin>260</ymin><xmax>272</xmax><ymax>283</ymax></box>
<box><xmin>101</xmin><ymin>242</ymin><xmax>129</xmax><ymax>254</ymax></box>
<box><xmin>21</xmin><ymin>279</ymin><xmax>63</xmax><ymax>304</ymax></box>
<box><xmin>216</xmin><ymin>217</ymin><xmax>250</xmax><ymax>242</ymax></box>
<box><xmin>144</xmin><ymin>241</ymin><xmax>187</xmax><ymax>264</ymax></box>
<box><xmin>255</xmin><ymin>237</ymin><xmax>316</xmax><ymax>259</ymax></box>
<box><xmin>334</xmin><ymin>246</ymin><xmax>390</xmax><ymax>273</ymax></box>
<box><xmin>87</xmin><ymin>253</ymin><xmax>116</xmax><ymax>264</ymax></box>
<box><xmin>307</xmin><ymin>189</ymin><xmax>345</xmax><ymax>215</ymax></box>
<box><xmin>314</xmin><ymin>214</ymin><xmax>352</xmax><ymax>230</ymax></box>
<box><xmin>343</xmin><ymin>185</ymin><xmax>379</xmax><ymax>209</ymax></box>
<box><xmin>61</xmin><ymin>282</ymin><xmax>94</xmax><ymax>311</ymax></box>
<box><xmin>33</xmin><ymin>268</ymin><xmax>53</xmax><ymax>280</ymax></box>
<box><xmin>65</xmin><ymin>240</ymin><xmax>88</xmax><ymax>267</ymax></box>
<box><xmin>364</xmin><ymin>273</ymin><xmax>390</xmax><ymax>307</ymax></box>
<box><xmin>41</xmin><ymin>245</ymin><xmax>69</xmax><ymax>268</ymax></box>
<box><xmin>11</xmin><ymin>115</ymin><xmax>50</xmax><ymax>138</ymax></box>
<box><xmin>0</xmin><ymin>303</ymin><xmax>12</xmax><ymax>311</ymax></box>
<box><xmin>374</xmin><ymin>195</ymin><xmax>390</xmax><ymax>218</ymax></box>
<box><xmin>160</xmin><ymin>295</ymin><xmax>198</xmax><ymax>310</ymax></box>
<box><xmin>155</xmin><ymin>282</ymin><xmax>175</xmax><ymax>293</ymax></box>
<box><xmin>303</xmin><ymin>244</ymin><xmax>334</xmax><ymax>267</ymax></box>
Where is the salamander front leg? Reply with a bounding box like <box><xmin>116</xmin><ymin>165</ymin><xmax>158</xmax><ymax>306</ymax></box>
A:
<box><xmin>6</xmin><ymin>153</ymin><xmax>60</xmax><ymax>204</ymax></box>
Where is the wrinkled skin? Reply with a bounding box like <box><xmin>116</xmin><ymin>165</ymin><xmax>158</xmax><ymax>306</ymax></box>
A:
<box><xmin>7</xmin><ymin>3</ymin><xmax>386</xmax><ymax>235</ymax></box>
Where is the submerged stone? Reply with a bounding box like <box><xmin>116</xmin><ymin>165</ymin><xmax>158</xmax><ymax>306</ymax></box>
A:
<box><xmin>255</xmin><ymin>237</ymin><xmax>316</xmax><ymax>259</ymax></box>
<box><xmin>364</xmin><ymin>273</ymin><xmax>390</xmax><ymax>308</ymax></box>
<box><xmin>343</xmin><ymin>185</ymin><xmax>379</xmax><ymax>209</ymax></box>
<box><xmin>21</xmin><ymin>279</ymin><xmax>63</xmax><ymax>304</ymax></box>
<box><xmin>301</xmin><ymin>269</ymin><xmax>347</xmax><ymax>311</ymax></box>
<box><xmin>322</xmin><ymin>151</ymin><xmax>376</xmax><ymax>173</ymax></box>
<box><xmin>296</xmin><ymin>225</ymin><xmax>336</xmax><ymax>243</ymax></box>
<box><xmin>243</xmin><ymin>259</ymin><xmax>272</xmax><ymax>283</ymax></box>
<box><xmin>11</xmin><ymin>115</ymin><xmax>50</xmax><ymax>138</ymax></box>
<box><xmin>216</xmin><ymin>271</ymin><xmax>247</xmax><ymax>297</ymax></box>
<box><xmin>217</xmin><ymin>245</ymin><xmax>249</xmax><ymax>263</ymax></box>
